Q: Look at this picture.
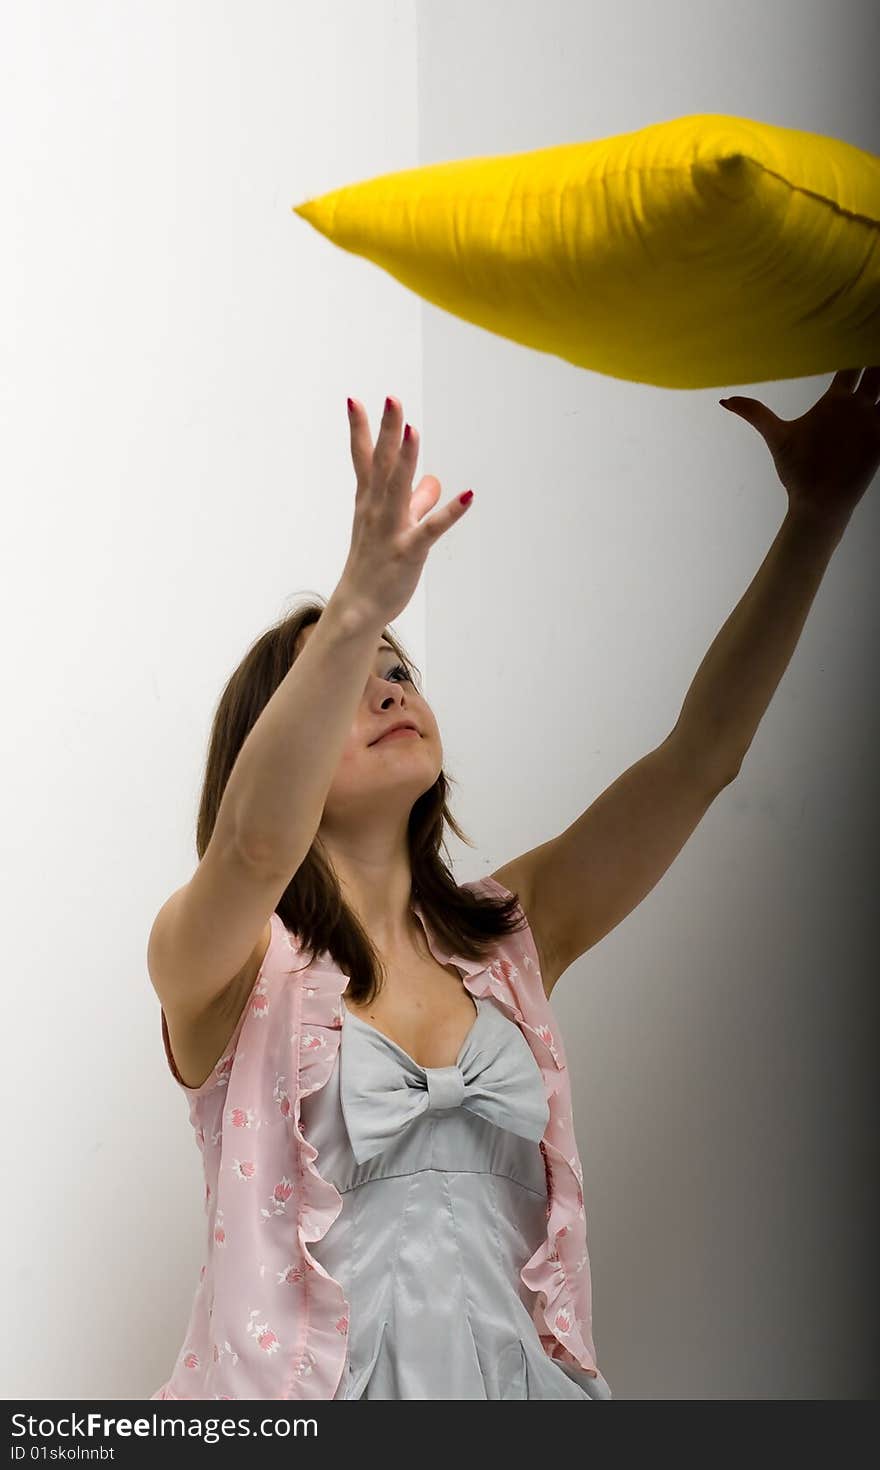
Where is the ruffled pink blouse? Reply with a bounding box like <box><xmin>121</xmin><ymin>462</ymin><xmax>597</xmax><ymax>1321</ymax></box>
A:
<box><xmin>150</xmin><ymin>875</ymin><xmax>603</xmax><ymax>1400</ymax></box>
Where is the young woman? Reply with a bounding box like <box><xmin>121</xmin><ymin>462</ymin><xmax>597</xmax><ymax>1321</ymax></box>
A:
<box><xmin>149</xmin><ymin>372</ymin><xmax>879</xmax><ymax>1400</ymax></box>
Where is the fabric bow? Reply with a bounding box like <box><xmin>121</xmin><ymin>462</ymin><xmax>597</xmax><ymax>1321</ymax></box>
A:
<box><xmin>339</xmin><ymin>1000</ymin><xmax>550</xmax><ymax>1165</ymax></box>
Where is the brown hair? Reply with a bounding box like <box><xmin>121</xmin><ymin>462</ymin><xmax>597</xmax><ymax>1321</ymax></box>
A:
<box><xmin>195</xmin><ymin>594</ymin><xmax>528</xmax><ymax>1006</ymax></box>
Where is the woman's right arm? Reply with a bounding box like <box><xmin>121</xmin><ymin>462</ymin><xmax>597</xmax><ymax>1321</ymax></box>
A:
<box><xmin>147</xmin><ymin>589</ymin><xmax>382</xmax><ymax>1029</ymax></box>
<box><xmin>148</xmin><ymin>393</ymin><xmax>471</xmax><ymax>1027</ymax></box>
<box><xmin>223</xmin><ymin>588</ymin><xmax>384</xmax><ymax>871</ymax></box>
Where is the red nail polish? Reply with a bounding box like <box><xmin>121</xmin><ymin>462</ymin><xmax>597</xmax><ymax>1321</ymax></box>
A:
<box><xmin>459</xmin><ymin>490</ymin><xmax>473</xmax><ymax>506</ymax></box>
<box><xmin>385</xmin><ymin>397</ymin><xmax>394</xmax><ymax>415</ymax></box>
<box><xmin>347</xmin><ymin>398</ymin><xmax>354</xmax><ymax>413</ymax></box>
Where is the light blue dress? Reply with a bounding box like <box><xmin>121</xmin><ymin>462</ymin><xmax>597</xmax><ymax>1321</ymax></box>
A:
<box><xmin>299</xmin><ymin>993</ymin><xmax>612</xmax><ymax>1400</ymax></box>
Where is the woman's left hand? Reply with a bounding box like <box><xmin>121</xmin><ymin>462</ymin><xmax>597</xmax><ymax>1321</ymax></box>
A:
<box><xmin>720</xmin><ymin>366</ymin><xmax>880</xmax><ymax>532</ymax></box>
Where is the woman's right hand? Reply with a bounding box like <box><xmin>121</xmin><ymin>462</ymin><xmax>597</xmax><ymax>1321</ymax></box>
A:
<box><xmin>334</xmin><ymin>394</ymin><xmax>474</xmax><ymax>630</ymax></box>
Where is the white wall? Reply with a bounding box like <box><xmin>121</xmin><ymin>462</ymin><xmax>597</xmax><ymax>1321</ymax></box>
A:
<box><xmin>2</xmin><ymin>0</ymin><xmax>876</xmax><ymax>1401</ymax></box>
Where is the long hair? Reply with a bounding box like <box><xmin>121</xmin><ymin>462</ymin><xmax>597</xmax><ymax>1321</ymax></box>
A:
<box><xmin>195</xmin><ymin>594</ymin><xmax>528</xmax><ymax>1006</ymax></box>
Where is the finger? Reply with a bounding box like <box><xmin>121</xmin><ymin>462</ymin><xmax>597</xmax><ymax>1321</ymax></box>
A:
<box><xmin>827</xmin><ymin>369</ymin><xmax>862</xmax><ymax>395</ymax></box>
<box><xmin>854</xmin><ymin>365</ymin><xmax>880</xmax><ymax>402</ymax></box>
<box><xmin>372</xmin><ymin>394</ymin><xmax>404</xmax><ymax>486</ymax></box>
<box><xmin>347</xmin><ymin>398</ymin><xmax>374</xmax><ymax>487</ymax></box>
<box><xmin>386</xmin><ymin>418</ymin><xmax>424</xmax><ymax>508</ymax></box>
<box><xmin>409</xmin><ymin>474</ymin><xmax>443</xmax><ymax>522</ymax></box>
<box><xmin>419</xmin><ymin>487</ymin><xmax>474</xmax><ymax>543</ymax></box>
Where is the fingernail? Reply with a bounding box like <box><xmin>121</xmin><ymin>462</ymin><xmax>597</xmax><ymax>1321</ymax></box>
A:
<box><xmin>385</xmin><ymin>396</ymin><xmax>394</xmax><ymax>415</ymax></box>
<box><xmin>459</xmin><ymin>490</ymin><xmax>474</xmax><ymax>506</ymax></box>
<box><xmin>347</xmin><ymin>397</ymin><xmax>354</xmax><ymax>414</ymax></box>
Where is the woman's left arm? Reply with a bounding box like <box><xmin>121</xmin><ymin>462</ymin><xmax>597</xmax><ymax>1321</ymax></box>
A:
<box><xmin>491</xmin><ymin>369</ymin><xmax>879</xmax><ymax>989</ymax></box>
<box><xmin>676</xmin><ymin>365</ymin><xmax>880</xmax><ymax>774</ymax></box>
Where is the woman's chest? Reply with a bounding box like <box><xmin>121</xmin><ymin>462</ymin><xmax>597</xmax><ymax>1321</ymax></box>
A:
<box><xmin>342</xmin><ymin>951</ymin><xmax>481</xmax><ymax>1071</ymax></box>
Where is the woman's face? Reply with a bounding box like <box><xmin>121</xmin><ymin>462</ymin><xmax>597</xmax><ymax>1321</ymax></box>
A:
<box><xmin>294</xmin><ymin>622</ymin><xmax>443</xmax><ymax>831</ymax></box>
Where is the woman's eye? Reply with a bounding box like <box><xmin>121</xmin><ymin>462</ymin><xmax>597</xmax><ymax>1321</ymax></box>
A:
<box><xmin>387</xmin><ymin>663</ymin><xmax>412</xmax><ymax>683</ymax></box>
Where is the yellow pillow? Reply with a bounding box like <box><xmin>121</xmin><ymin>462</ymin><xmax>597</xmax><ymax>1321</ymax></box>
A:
<box><xmin>292</xmin><ymin>112</ymin><xmax>880</xmax><ymax>389</ymax></box>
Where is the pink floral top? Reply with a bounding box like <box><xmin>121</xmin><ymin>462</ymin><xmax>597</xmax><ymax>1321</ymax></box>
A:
<box><xmin>150</xmin><ymin>875</ymin><xmax>602</xmax><ymax>1400</ymax></box>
